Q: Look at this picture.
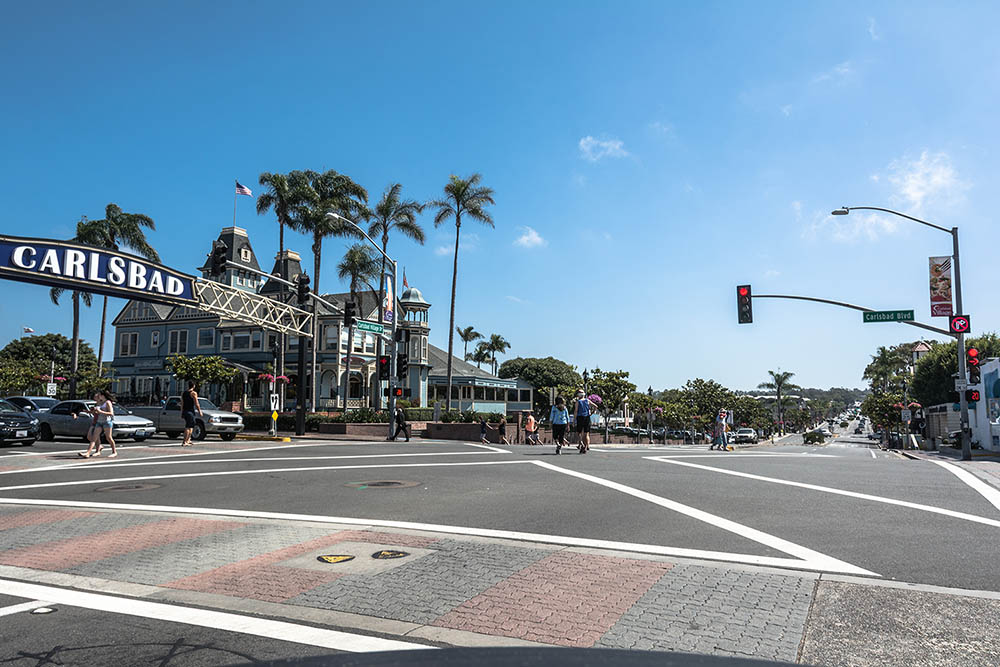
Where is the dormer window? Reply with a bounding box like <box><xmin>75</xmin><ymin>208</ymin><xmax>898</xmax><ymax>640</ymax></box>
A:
<box><xmin>240</xmin><ymin>247</ymin><xmax>252</xmax><ymax>263</ymax></box>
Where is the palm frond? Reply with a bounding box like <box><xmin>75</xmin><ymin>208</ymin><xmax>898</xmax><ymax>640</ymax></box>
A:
<box><xmin>49</xmin><ymin>287</ymin><xmax>63</xmax><ymax>305</ymax></box>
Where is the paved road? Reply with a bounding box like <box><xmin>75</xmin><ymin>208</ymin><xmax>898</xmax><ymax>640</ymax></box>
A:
<box><xmin>1</xmin><ymin>429</ymin><xmax>999</xmax><ymax>665</ymax></box>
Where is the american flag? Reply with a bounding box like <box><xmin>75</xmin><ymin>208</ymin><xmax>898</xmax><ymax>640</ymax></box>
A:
<box><xmin>22</xmin><ymin>326</ymin><xmax>34</xmax><ymax>333</ymax></box>
<box><xmin>235</xmin><ymin>181</ymin><xmax>253</xmax><ymax>196</ymax></box>
<box><xmin>402</xmin><ymin>270</ymin><xmax>409</xmax><ymax>288</ymax></box>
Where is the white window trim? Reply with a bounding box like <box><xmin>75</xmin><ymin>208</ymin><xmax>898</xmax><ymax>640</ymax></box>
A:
<box><xmin>150</xmin><ymin>331</ymin><xmax>160</xmax><ymax>348</ymax></box>
<box><xmin>221</xmin><ymin>332</ymin><xmax>232</xmax><ymax>352</ymax></box>
<box><xmin>196</xmin><ymin>328</ymin><xmax>215</xmax><ymax>349</ymax></box>
<box><xmin>120</xmin><ymin>332</ymin><xmax>138</xmax><ymax>357</ymax></box>
<box><xmin>168</xmin><ymin>330</ymin><xmax>188</xmax><ymax>355</ymax></box>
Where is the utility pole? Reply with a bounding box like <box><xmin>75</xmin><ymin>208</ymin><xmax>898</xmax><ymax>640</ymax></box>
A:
<box><xmin>952</xmin><ymin>227</ymin><xmax>972</xmax><ymax>460</ymax></box>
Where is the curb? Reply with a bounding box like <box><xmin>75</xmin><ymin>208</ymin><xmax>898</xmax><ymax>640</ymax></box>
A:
<box><xmin>235</xmin><ymin>435</ymin><xmax>292</xmax><ymax>442</ymax></box>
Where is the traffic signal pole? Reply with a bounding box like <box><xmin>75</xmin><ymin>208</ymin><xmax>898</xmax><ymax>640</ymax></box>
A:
<box><xmin>952</xmin><ymin>227</ymin><xmax>972</xmax><ymax>461</ymax></box>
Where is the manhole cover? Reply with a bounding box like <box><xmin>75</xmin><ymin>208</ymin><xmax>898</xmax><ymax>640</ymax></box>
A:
<box><xmin>95</xmin><ymin>483</ymin><xmax>162</xmax><ymax>492</ymax></box>
<box><xmin>344</xmin><ymin>480</ymin><xmax>419</xmax><ymax>489</ymax></box>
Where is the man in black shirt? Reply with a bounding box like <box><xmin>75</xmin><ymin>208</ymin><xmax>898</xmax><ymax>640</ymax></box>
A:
<box><xmin>390</xmin><ymin>407</ymin><xmax>409</xmax><ymax>442</ymax></box>
<box><xmin>181</xmin><ymin>381</ymin><xmax>204</xmax><ymax>446</ymax></box>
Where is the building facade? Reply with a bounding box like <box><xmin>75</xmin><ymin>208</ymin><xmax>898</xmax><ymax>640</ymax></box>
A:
<box><xmin>110</xmin><ymin>226</ymin><xmax>532</xmax><ymax>415</ymax></box>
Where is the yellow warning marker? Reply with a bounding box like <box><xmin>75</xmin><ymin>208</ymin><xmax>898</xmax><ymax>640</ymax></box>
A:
<box><xmin>317</xmin><ymin>554</ymin><xmax>355</xmax><ymax>564</ymax></box>
<box><xmin>271</xmin><ymin>410</ymin><xmax>279</xmax><ymax>421</ymax></box>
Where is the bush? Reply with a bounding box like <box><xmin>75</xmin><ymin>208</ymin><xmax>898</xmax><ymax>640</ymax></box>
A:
<box><xmin>440</xmin><ymin>410</ymin><xmax>461</xmax><ymax>423</ymax></box>
<box><xmin>839</xmin><ymin>421</ymin><xmax>848</xmax><ymax>429</ymax></box>
<box><xmin>403</xmin><ymin>408</ymin><xmax>434</xmax><ymax>421</ymax></box>
<box><xmin>242</xmin><ymin>412</ymin><xmax>338</xmax><ymax>432</ymax></box>
<box><xmin>342</xmin><ymin>408</ymin><xmax>389</xmax><ymax>423</ymax></box>
<box><xmin>803</xmin><ymin>431</ymin><xmax>825</xmax><ymax>445</ymax></box>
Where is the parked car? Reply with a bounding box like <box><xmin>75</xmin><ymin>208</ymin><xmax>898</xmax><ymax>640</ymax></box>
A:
<box><xmin>129</xmin><ymin>396</ymin><xmax>243</xmax><ymax>441</ymax></box>
<box><xmin>733</xmin><ymin>428</ymin><xmax>758</xmax><ymax>444</ymax></box>
<box><xmin>36</xmin><ymin>400</ymin><xmax>155</xmax><ymax>442</ymax></box>
<box><xmin>0</xmin><ymin>399</ymin><xmax>40</xmax><ymax>446</ymax></box>
<box><xmin>3</xmin><ymin>396</ymin><xmax>60</xmax><ymax>414</ymax></box>
<box><xmin>867</xmin><ymin>431</ymin><xmax>882</xmax><ymax>441</ymax></box>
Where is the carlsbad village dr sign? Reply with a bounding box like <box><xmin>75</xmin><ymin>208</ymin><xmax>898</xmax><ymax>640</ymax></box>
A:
<box><xmin>0</xmin><ymin>235</ymin><xmax>197</xmax><ymax>305</ymax></box>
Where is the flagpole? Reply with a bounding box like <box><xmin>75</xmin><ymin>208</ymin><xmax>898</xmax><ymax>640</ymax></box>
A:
<box><xmin>232</xmin><ymin>181</ymin><xmax>238</xmax><ymax>227</ymax></box>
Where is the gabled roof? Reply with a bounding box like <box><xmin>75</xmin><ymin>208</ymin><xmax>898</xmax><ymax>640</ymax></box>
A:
<box><xmin>427</xmin><ymin>343</ymin><xmax>499</xmax><ymax>380</ymax></box>
<box><xmin>197</xmin><ymin>227</ymin><xmax>262</xmax><ymax>273</ymax></box>
<box><xmin>111</xmin><ymin>300</ymin><xmax>175</xmax><ymax>327</ymax></box>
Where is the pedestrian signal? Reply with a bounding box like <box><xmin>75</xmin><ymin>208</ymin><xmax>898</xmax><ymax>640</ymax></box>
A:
<box><xmin>378</xmin><ymin>355</ymin><xmax>390</xmax><ymax>380</ymax></box>
<box><xmin>737</xmin><ymin>285</ymin><xmax>753</xmax><ymax>324</ymax></box>
<box><xmin>965</xmin><ymin>389</ymin><xmax>981</xmax><ymax>403</ymax></box>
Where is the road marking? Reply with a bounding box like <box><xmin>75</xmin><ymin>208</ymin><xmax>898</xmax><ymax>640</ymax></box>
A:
<box><xmin>0</xmin><ymin>600</ymin><xmax>50</xmax><ymax>617</ymax></box>
<box><xmin>646</xmin><ymin>456</ymin><xmax>1000</xmax><ymax>529</ymax></box>
<box><xmin>930</xmin><ymin>460</ymin><xmax>1000</xmax><ymax>514</ymax></box>
<box><xmin>6</xmin><ymin>450</ymin><xmax>501</xmax><ymax>473</ymax></box>
<box><xmin>0</xmin><ymin>460</ymin><xmax>531</xmax><ymax>492</ymax></box>
<box><xmin>870</xmin><ymin>449</ymin><xmax>877</xmax><ymax>459</ymax></box>
<box><xmin>0</xmin><ymin>449</ymin><xmax>82</xmax><ymax>460</ymax></box>
<box><xmin>0</xmin><ymin>496</ymin><xmax>874</xmax><ymax>575</ymax></box>
<box><xmin>0</xmin><ymin>579</ymin><xmax>429</xmax><ymax>652</ymax></box>
<box><xmin>529</xmin><ymin>460</ymin><xmax>873</xmax><ymax>576</ymax></box>
<box><xmin>464</xmin><ymin>443</ymin><xmax>512</xmax><ymax>454</ymax></box>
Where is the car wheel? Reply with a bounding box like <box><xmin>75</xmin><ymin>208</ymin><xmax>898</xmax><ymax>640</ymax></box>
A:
<box><xmin>165</xmin><ymin>431</ymin><xmax>180</xmax><ymax>439</ymax></box>
<box><xmin>133</xmin><ymin>436</ymin><xmax>147</xmax><ymax>443</ymax></box>
<box><xmin>40</xmin><ymin>424</ymin><xmax>53</xmax><ymax>441</ymax></box>
<box><xmin>220</xmin><ymin>432</ymin><xmax>236</xmax><ymax>441</ymax></box>
<box><xmin>193</xmin><ymin>421</ymin><xmax>206</xmax><ymax>441</ymax></box>
<box><xmin>20</xmin><ymin>439</ymin><xmax>36</xmax><ymax>446</ymax></box>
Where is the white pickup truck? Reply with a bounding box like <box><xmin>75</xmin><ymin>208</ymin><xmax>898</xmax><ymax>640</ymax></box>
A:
<box><xmin>130</xmin><ymin>396</ymin><xmax>244</xmax><ymax>441</ymax></box>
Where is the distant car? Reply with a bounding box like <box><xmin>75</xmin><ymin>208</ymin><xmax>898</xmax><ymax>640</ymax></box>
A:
<box><xmin>3</xmin><ymin>396</ymin><xmax>59</xmax><ymax>414</ymax></box>
<box><xmin>816</xmin><ymin>427</ymin><xmax>832</xmax><ymax>437</ymax></box>
<box><xmin>0</xmin><ymin>399</ymin><xmax>40</xmax><ymax>446</ymax></box>
<box><xmin>36</xmin><ymin>400</ymin><xmax>155</xmax><ymax>442</ymax></box>
<box><xmin>733</xmin><ymin>428</ymin><xmax>758</xmax><ymax>444</ymax></box>
<box><xmin>868</xmin><ymin>431</ymin><xmax>881</xmax><ymax>441</ymax></box>
<box><xmin>854</xmin><ymin>427</ymin><xmax>863</xmax><ymax>434</ymax></box>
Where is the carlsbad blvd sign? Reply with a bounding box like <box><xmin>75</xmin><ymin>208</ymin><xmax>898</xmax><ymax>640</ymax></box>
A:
<box><xmin>0</xmin><ymin>235</ymin><xmax>197</xmax><ymax>305</ymax></box>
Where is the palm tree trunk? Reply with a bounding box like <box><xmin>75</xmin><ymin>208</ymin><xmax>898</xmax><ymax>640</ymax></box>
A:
<box><xmin>311</xmin><ymin>237</ymin><xmax>321</xmax><ymax>414</ymax></box>
<box><xmin>777</xmin><ymin>386</ymin><xmax>783</xmax><ymax>435</ymax></box>
<box><xmin>279</xmin><ymin>219</ymin><xmax>285</xmax><ymax>255</ymax></box>
<box><xmin>446</xmin><ymin>220</ymin><xmax>460</xmax><ymax>411</ymax></box>
<box><xmin>342</xmin><ymin>288</ymin><xmax>356</xmax><ymax>411</ymax></box>
<box><xmin>70</xmin><ymin>291</ymin><xmax>80</xmax><ymax>399</ymax></box>
<box><xmin>97</xmin><ymin>296</ymin><xmax>108</xmax><ymax>373</ymax></box>
<box><xmin>376</xmin><ymin>235</ymin><xmax>388</xmax><ymax>410</ymax></box>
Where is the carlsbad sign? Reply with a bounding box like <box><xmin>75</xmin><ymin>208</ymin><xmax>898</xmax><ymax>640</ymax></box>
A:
<box><xmin>0</xmin><ymin>235</ymin><xmax>197</xmax><ymax>305</ymax></box>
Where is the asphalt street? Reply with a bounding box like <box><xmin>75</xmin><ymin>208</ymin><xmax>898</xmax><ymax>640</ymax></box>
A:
<box><xmin>1</xmin><ymin>424</ymin><xmax>998</xmax><ymax>591</ymax></box>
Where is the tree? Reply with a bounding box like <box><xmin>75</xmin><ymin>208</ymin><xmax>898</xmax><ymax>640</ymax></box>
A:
<box><xmin>0</xmin><ymin>333</ymin><xmax>98</xmax><ymax>382</ymax></box>
<box><xmin>682</xmin><ymin>378</ymin><xmax>735</xmax><ymax>436</ymax></box>
<box><xmin>456</xmin><ymin>326</ymin><xmax>482</xmax><ymax>360</ymax></box>
<box><xmin>863</xmin><ymin>345</ymin><xmax>910</xmax><ymax>392</ymax></box>
<box><xmin>588</xmin><ymin>368</ymin><xmax>636</xmax><ymax>440</ymax></box>
<box><xmin>911</xmin><ymin>334</ymin><xmax>1000</xmax><ymax>407</ymax></box>
<box><xmin>367</xmin><ymin>182</ymin><xmax>425</xmax><ymax>324</ymax></box>
<box><xmin>731</xmin><ymin>394</ymin><xmax>771</xmax><ymax>431</ymax></box>
<box><xmin>49</xmin><ymin>217</ymin><xmax>99</xmax><ymax>398</ymax></box>
<box><xmin>484</xmin><ymin>333</ymin><xmax>511</xmax><ymax>375</ymax></box>
<box><xmin>466</xmin><ymin>343</ymin><xmax>491</xmax><ymax>369</ymax></box>
<box><xmin>291</xmin><ymin>169</ymin><xmax>368</xmax><ymax>410</ymax></box>
<box><xmin>257</xmin><ymin>171</ymin><xmax>312</xmax><ymax>255</ymax></box>
<box><xmin>166</xmin><ymin>355</ymin><xmax>239</xmax><ymax>388</ymax></box>
<box><xmin>758</xmin><ymin>370</ymin><xmax>801</xmax><ymax>435</ymax></box>
<box><xmin>78</xmin><ymin>205</ymin><xmax>160</xmax><ymax>366</ymax></box>
<box><xmin>429</xmin><ymin>173</ymin><xmax>495</xmax><ymax>410</ymax></box>
<box><xmin>498</xmin><ymin>356</ymin><xmax>582</xmax><ymax>415</ymax></box>
<box><xmin>0</xmin><ymin>358</ymin><xmax>45</xmax><ymax>395</ymax></box>
<box><xmin>337</xmin><ymin>244</ymin><xmax>380</xmax><ymax>409</ymax></box>
<box><xmin>861</xmin><ymin>390</ymin><xmax>904</xmax><ymax>440</ymax></box>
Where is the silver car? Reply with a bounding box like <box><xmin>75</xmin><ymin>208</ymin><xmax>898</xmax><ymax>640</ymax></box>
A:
<box><xmin>37</xmin><ymin>400</ymin><xmax>156</xmax><ymax>442</ymax></box>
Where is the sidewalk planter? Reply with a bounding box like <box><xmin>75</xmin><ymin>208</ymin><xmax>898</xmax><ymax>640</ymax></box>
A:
<box><xmin>318</xmin><ymin>422</ymin><xmax>428</xmax><ymax>437</ymax></box>
<box><xmin>426</xmin><ymin>422</ymin><xmax>508</xmax><ymax>442</ymax></box>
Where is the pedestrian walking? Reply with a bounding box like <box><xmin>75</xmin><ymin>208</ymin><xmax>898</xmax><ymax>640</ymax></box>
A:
<box><xmin>550</xmin><ymin>396</ymin><xmax>569</xmax><ymax>454</ymax></box>
<box><xmin>390</xmin><ymin>406</ymin><xmax>409</xmax><ymax>441</ymax></box>
<box><xmin>480</xmin><ymin>416</ymin><xmax>490</xmax><ymax>444</ymax></box>
<box><xmin>496</xmin><ymin>416</ymin><xmax>510</xmax><ymax>445</ymax></box>
<box><xmin>710</xmin><ymin>410</ymin><xmax>730</xmax><ymax>451</ymax></box>
<box><xmin>92</xmin><ymin>389</ymin><xmax>118</xmax><ymax>458</ymax></box>
<box><xmin>76</xmin><ymin>396</ymin><xmax>102</xmax><ymax>458</ymax></box>
<box><xmin>524</xmin><ymin>412</ymin><xmax>541</xmax><ymax>445</ymax></box>
<box><xmin>572</xmin><ymin>389</ymin><xmax>594</xmax><ymax>453</ymax></box>
<box><xmin>180</xmin><ymin>381</ymin><xmax>203</xmax><ymax>446</ymax></box>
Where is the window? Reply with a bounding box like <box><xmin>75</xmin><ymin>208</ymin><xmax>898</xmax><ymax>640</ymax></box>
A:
<box><xmin>519</xmin><ymin>389</ymin><xmax>531</xmax><ymax>402</ymax></box>
<box><xmin>197</xmin><ymin>328</ymin><xmax>214</xmax><ymax>348</ymax></box>
<box><xmin>412</xmin><ymin>339</ymin><xmax>419</xmax><ymax>358</ymax></box>
<box><xmin>353</xmin><ymin>333</ymin><xmax>364</xmax><ymax>353</ymax></box>
<box><xmin>340</xmin><ymin>329</ymin><xmax>348</xmax><ymax>352</ymax></box>
<box><xmin>168</xmin><ymin>330</ymin><xmax>188</xmax><ymax>354</ymax></box>
<box><xmin>233</xmin><ymin>332</ymin><xmax>250</xmax><ymax>350</ymax></box>
<box><xmin>485</xmin><ymin>388</ymin><xmax>496</xmax><ymax>400</ymax></box>
<box><xmin>165</xmin><ymin>397</ymin><xmax>181</xmax><ymax>411</ymax></box>
<box><xmin>364</xmin><ymin>334</ymin><xmax>374</xmax><ymax>354</ymax></box>
<box><xmin>267</xmin><ymin>333</ymin><xmax>278</xmax><ymax>351</ymax></box>
<box><xmin>251</xmin><ymin>331</ymin><xmax>262</xmax><ymax>349</ymax></box>
<box><xmin>119</xmin><ymin>332</ymin><xmax>138</xmax><ymax>357</ymax></box>
<box><xmin>324</xmin><ymin>326</ymin><xmax>337</xmax><ymax>350</ymax></box>
<box><xmin>240</xmin><ymin>247</ymin><xmax>252</xmax><ymax>262</ymax></box>
<box><xmin>220</xmin><ymin>333</ymin><xmax>232</xmax><ymax>351</ymax></box>
<box><xmin>474</xmin><ymin>387</ymin><xmax>485</xmax><ymax>400</ymax></box>
<box><xmin>289</xmin><ymin>336</ymin><xmax>299</xmax><ymax>349</ymax></box>
<box><xmin>462</xmin><ymin>386</ymin><xmax>473</xmax><ymax>400</ymax></box>
<box><xmin>507</xmin><ymin>389</ymin><xmax>518</xmax><ymax>402</ymax></box>
<box><xmin>422</xmin><ymin>338</ymin><xmax>427</xmax><ymax>361</ymax></box>
<box><xmin>151</xmin><ymin>331</ymin><xmax>160</xmax><ymax>348</ymax></box>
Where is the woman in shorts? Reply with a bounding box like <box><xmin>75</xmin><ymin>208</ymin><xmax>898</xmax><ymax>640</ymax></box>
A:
<box><xmin>572</xmin><ymin>390</ymin><xmax>594</xmax><ymax>453</ymax></box>
<box><xmin>549</xmin><ymin>396</ymin><xmax>569</xmax><ymax>455</ymax></box>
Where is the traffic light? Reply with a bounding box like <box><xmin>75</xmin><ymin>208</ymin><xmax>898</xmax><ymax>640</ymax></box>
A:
<box><xmin>968</xmin><ymin>347</ymin><xmax>981</xmax><ymax>384</ymax></box>
<box><xmin>378</xmin><ymin>355</ymin><xmax>390</xmax><ymax>380</ymax></box>
<box><xmin>208</xmin><ymin>240</ymin><xmax>228</xmax><ymax>277</ymax></box>
<box><xmin>396</xmin><ymin>352</ymin><xmax>408</xmax><ymax>380</ymax></box>
<box><xmin>395</xmin><ymin>328</ymin><xmax>410</xmax><ymax>343</ymax></box>
<box><xmin>737</xmin><ymin>285</ymin><xmax>753</xmax><ymax>324</ymax></box>
<box><xmin>343</xmin><ymin>301</ymin><xmax>357</xmax><ymax>327</ymax></box>
<box><xmin>965</xmin><ymin>389</ymin><xmax>981</xmax><ymax>403</ymax></box>
<box><xmin>296</xmin><ymin>273</ymin><xmax>310</xmax><ymax>306</ymax></box>
<box><xmin>383</xmin><ymin>387</ymin><xmax>412</xmax><ymax>398</ymax></box>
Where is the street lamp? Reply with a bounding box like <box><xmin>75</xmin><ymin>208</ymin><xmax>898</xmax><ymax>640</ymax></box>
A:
<box><xmin>647</xmin><ymin>386</ymin><xmax>654</xmax><ymax>444</ymax></box>
<box><xmin>326</xmin><ymin>212</ymin><xmax>399</xmax><ymax>441</ymax></box>
<box><xmin>831</xmin><ymin>205</ymin><xmax>971</xmax><ymax>460</ymax></box>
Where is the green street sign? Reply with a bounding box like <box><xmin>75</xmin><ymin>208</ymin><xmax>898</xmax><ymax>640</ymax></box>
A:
<box><xmin>356</xmin><ymin>320</ymin><xmax>384</xmax><ymax>334</ymax></box>
<box><xmin>862</xmin><ymin>310</ymin><xmax>914</xmax><ymax>323</ymax></box>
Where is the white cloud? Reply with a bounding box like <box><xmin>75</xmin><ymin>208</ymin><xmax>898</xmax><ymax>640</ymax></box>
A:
<box><xmin>648</xmin><ymin>121</ymin><xmax>674</xmax><ymax>138</ymax></box>
<box><xmin>434</xmin><ymin>246</ymin><xmax>451</xmax><ymax>256</ymax></box>
<box><xmin>578</xmin><ymin>135</ymin><xmax>629</xmax><ymax>162</ymax></box>
<box><xmin>571</xmin><ymin>172</ymin><xmax>587</xmax><ymax>188</ymax></box>
<box><xmin>780</xmin><ymin>104</ymin><xmax>793</xmax><ymax>117</ymax></box>
<box><xmin>803</xmin><ymin>209</ymin><xmax>900</xmax><ymax>243</ymax></box>
<box><xmin>434</xmin><ymin>232</ymin><xmax>480</xmax><ymax>257</ymax></box>
<box><xmin>867</xmin><ymin>17</ymin><xmax>880</xmax><ymax>40</ymax></box>
<box><xmin>885</xmin><ymin>150</ymin><xmax>967</xmax><ymax>212</ymax></box>
<box><xmin>505</xmin><ymin>295</ymin><xmax>524</xmax><ymax>303</ymax></box>
<box><xmin>812</xmin><ymin>61</ymin><xmax>853</xmax><ymax>84</ymax></box>
<box><xmin>513</xmin><ymin>226</ymin><xmax>547</xmax><ymax>248</ymax></box>
<box><xmin>791</xmin><ymin>201</ymin><xmax>802</xmax><ymax>219</ymax></box>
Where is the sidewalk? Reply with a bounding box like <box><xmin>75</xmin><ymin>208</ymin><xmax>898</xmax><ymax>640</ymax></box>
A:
<box><xmin>2</xmin><ymin>501</ymin><xmax>997</xmax><ymax>665</ymax></box>
<box><xmin>899</xmin><ymin>447</ymin><xmax>1000</xmax><ymax>491</ymax></box>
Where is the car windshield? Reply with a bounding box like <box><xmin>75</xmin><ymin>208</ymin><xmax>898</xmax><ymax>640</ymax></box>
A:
<box><xmin>111</xmin><ymin>403</ymin><xmax>132</xmax><ymax>415</ymax></box>
<box><xmin>31</xmin><ymin>398</ymin><xmax>58</xmax><ymax>409</ymax></box>
<box><xmin>0</xmin><ymin>400</ymin><xmax>22</xmax><ymax>413</ymax></box>
<box><xmin>198</xmin><ymin>398</ymin><xmax>218</xmax><ymax>410</ymax></box>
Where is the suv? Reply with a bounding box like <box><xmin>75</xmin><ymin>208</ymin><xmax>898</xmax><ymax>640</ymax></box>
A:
<box><xmin>4</xmin><ymin>396</ymin><xmax>59</xmax><ymax>414</ymax></box>
<box><xmin>733</xmin><ymin>428</ymin><xmax>758</xmax><ymax>444</ymax></box>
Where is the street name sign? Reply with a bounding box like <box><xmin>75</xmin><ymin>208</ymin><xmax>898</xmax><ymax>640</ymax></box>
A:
<box><xmin>357</xmin><ymin>320</ymin><xmax>384</xmax><ymax>334</ymax></box>
<box><xmin>862</xmin><ymin>310</ymin><xmax>914</xmax><ymax>323</ymax></box>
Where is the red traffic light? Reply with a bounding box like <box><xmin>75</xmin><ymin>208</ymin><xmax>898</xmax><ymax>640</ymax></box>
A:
<box><xmin>968</xmin><ymin>348</ymin><xmax>979</xmax><ymax>357</ymax></box>
<box><xmin>738</xmin><ymin>287</ymin><xmax>749</xmax><ymax>296</ymax></box>
<box><xmin>967</xmin><ymin>348</ymin><xmax>981</xmax><ymax>366</ymax></box>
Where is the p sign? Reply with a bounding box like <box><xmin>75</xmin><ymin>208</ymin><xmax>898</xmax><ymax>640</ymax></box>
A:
<box><xmin>949</xmin><ymin>314</ymin><xmax>971</xmax><ymax>334</ymax></box>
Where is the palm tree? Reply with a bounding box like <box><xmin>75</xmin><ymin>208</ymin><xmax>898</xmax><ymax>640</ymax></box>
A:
<box><xmin>429</xmin><ymin>174</ymin><xmax>495</xmax><ymax>410</ymax></box>
<box><xmin>50</xmin><ymin>217</ymin><xmax>96</xmax><ymax>398</ymax></box>
<box><xmin>758</xmin><ymin>370</ymin><xmax>801</xmax><ymax>435</ymax></box>
<box><xmin>456</xmin><ymin>326</ymin><xmax>482</xmax><ymax>360</ymax></box>
<box><xmin>290</xmin><ymin>169</ymin><xmax>368</xmax><ymax>410</ymax></box>
<box><xmin>82</xmin><ymin>204</ymin><xmax>160</xmax><ymax>366</ymax></box>
<box><xmin>466</xmin><ymin>342</ymin><xmax>491</xmax><ymax>369</ymax></box>
<box><xmin>863</xmin><ymin>345</ymin><xmax>909</xmax><ymax>392</ymax></box>
<box><xmin>336</xmin><ymin>244</ymin><xmax>380</xmax><ymax>410</ymax></box>
<box><xmin>367</xmin><ymin>183</ymin><xmax>425</xmax><ymax>321</ymax></box>
<box><xmin>484</xmin><ymin>333</ymin><xmax>511</xmax><ymax>375</ymax></box>
<box><xmin>257</xmin><ymin>171</ymin><xmax>311</xmax><ymax>255</ymax></box>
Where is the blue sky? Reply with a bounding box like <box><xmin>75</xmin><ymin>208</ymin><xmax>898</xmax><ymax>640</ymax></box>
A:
<box><xmin>2</xmin><ymin>1</ymin><xmax>998</xmax><ymax>392</ymax></box>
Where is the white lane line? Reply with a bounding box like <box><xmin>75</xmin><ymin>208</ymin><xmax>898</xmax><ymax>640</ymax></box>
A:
<box><xmin>930</xmin><ymin>460</ymin><xmax>1000</xmax><ymax>514</ymax></box>
<box><xmin>0</xmin><ymin>599</ymin><xmax>50</xmax><ymax>617</ymax></box>
<box><xmin>0</xmin><ymin>579</ymin><xmax>429</xmax><ymax>652</ymax></box>
<box><xmin>0</xmin><ymin>449</ymin><xmax>82</xmax><ymax>460</ymax></box>
<box><xmin>463</xmin><ymin>443</ymin><xmax>512</xmax><ymax>454</ymax></box>
<box><xmin>0</xmin><ymin>460</ymin><xmax>530</xmax><ymax>492</ymax></box>
<box><xmin>870</xmin><ymin>449</ymin><xmax>877</xmax><ymax>459</ymax></box>
<box><xmin>529</xmin><ymin>460</ymin><xmax>873</xmax><ymax>576</ymax></box>
<box><xmin>3</xmin><ymin>450</ymin><xmax>500</xmax><ymax>473</ymax></box>
<box><xmin>0</xmin><ymin>497</ymin><xmax>873</xmax><ymax>575</ymax></box>
<box><xmin>651</xmin><ymin>453</ymin><xmax>836</xmax><ymax>459</ymax></box>
<box><xmin>646</xmin><ymin>456</ymin><xmax>1000</xmax><ymax>529</ymax></box>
